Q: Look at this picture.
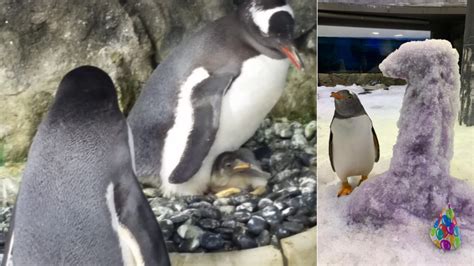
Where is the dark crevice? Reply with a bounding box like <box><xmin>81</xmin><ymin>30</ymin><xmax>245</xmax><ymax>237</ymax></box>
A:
<box><xmin>295</xmin><ymin>24</ymin><xmax>316</xmax><ymax>51</ymax></box>
<box><xmin>116</xmin><ymin>0</ymin><xmax>159</xmax><ymax>69</ymax></box>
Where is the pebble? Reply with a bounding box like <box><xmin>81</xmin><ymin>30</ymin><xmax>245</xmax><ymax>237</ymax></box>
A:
<box><xmin>200</xmin><ymin>207</ymin><xmax>221</xmax><ymax>220</ymax></box>
<box><xmin>273</xmin><ymin>169</ymin><xmax>300</xmax><ymax>183</ymax></box>
<box><xmin>235</xmin><ymin>234</ymin><xmax>258</xmax><ymax>249</ymax></box>
<box><xmin>152</xmin><ymin>206</ymin><xmax>174</xmax><ymax>218</ymax></box>
<box><xmin>215</xmin><ymin>227</ymin><xmax>234</xmax><ymax>235</ymax></box>
<box><xmin>291</xmin><ymin>134</ymin><xmax>308</xmax><ymax>150</ymax></box>
<box><xmin>247</xmin><ymin>216</ymin><xmax>267</xmax><ymax>235</ymax></box>
<box><xmin>178</xmin><ymin>238</ymin><xmax>200</xmax><ymax>252</ymax></box>
<box><xmin>261</xmin><ymin>206</ymin><xmax>282</xmax><ymax>226</ymax></box>
<box><xmin>282</xmin><ymin>207</ymin><xmax>297</xmax><ymax>217</ymax></box>
<box><xmin>158</xmin><ymin>219</ymin><xmax>174</xmax><ymax>240</ymax></box>
<box><xmin>271</xmin><ymin>139</ymin><xmax>292</xmax><ymax>150</ymax></box>
<box><xmin>282</xmin><ymin>221</ymin><xmax>305</xmax><ymax>234</ymax></box>
<box><xmin>256</xmin><ymin>230</ymin><xmax>271</xmax><ymax>246</ymax></box>
<box><xmin>274</xmin><ymin>225</ymin><xmax>291</xmax><ymax>239</ymax></box>
<box><xmin>221</xmin><ymin>219</ymin><xmax>239</xmax><ymax>229</ymax></box>
<box><xmin>270</xmin><ymin>152</ymin><xmax>295</xmax><ymax>172</ymax></box>
<box><xmin>188</xmin><ymin>201</ymin><xmax>213</xmax><ymax>209</ymax></box>
<box><xmin>274</xmin><ymin>201</ymin><xmax>287</xmax><ymax>211</ymax></box>
<box><xmin>304</xmin><ymin>121</ymin><xmax>316</xmax><ymax>139</ymax></box>
<box><xmin>273</xmin><ymin>122</ymin><xmax>293</xmax><ymax>138</ymax></box>
<box><xmin>218</xmin><ymin>205</ymin><xmax>235</xmax><ymax>216</ymax></box>
<box><xmin>177</xmin><ymin>224</ymin><xmax>204</xmax><ymax>239</ymax></box>
<box><xmin>234</xmin><ymin>211</ymin><xmax>252</xmax><ymax>223</ymax></box>
<box><xmin>200</xmin><ymin>232</ymin><xmax>224</xmax><ymax>251</ymax></box>
<box><xmin>185</xmin><ymin>195</ymin><xmax>214</xmax><ymax>204</ymax></box>
<box><xmin>198</xmin><ymin>218</ymin><xmax>220</xmax><ymax>230</ymax></box>
<box><xmin>236</xmin><ymin>202</ymin><xmax>256</xmax><ymax>213</ymax></box>
<box><xmin>213</xmin><ymin>197</ymin><xmax>231</xmax><ymax>206</ymax></box>
<box><xmin>170</xmin><ymin>212</ymin><xmax>191</xmax><ymax>224</ymax></box>
<box><xmin>257</xmin><ymin>198</ymin><xmax>273</xmax><ymax>209</ymax></box>
<box><xmin>230</xmin><ymin>195</ymin><xmax>251</xmax><ymax>205</ymax></box>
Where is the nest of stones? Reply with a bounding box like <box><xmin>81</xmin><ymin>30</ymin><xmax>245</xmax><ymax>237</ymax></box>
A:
<box><xmin>145</xmin><ymin>118</ymin><xmax>317</xmax><ymax>253</ymax></box>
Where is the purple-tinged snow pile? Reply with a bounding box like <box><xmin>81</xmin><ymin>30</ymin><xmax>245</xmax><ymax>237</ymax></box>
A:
<box><xmin>347</xmin><ymin>40</ymin><xmax>474</xmax><ymax>227</ymax></box>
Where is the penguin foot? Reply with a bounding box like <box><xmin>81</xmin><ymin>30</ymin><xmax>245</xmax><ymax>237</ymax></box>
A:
<box><xmin>215</xmin><ymin>187</ymin><xmax>241</xmax><ymax>198</ymax></box>
<box><xmin>337</xmin><ymin>182</ymin><xmax>353</xmax><ymax>197</ymax></box>
<box><xmin>250</xmin><ymin>186</ymin><xmax>267</xmax><ymax>196</ymax></box>
<box><xmin>358</xmin><ymin>175</ymin><xmax>368</xmax><ymax>186</ymax></box>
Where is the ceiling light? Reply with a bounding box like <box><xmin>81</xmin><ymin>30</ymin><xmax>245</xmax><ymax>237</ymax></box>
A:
<box><xmin>372</xmin><ymin>32</ymin><xmax>380</xmax><ymax>35</ymax></box>
<box><xmin>394</xmin><ymin>34</ymin><xmax>404</xmax><ymax>37</ymax></box>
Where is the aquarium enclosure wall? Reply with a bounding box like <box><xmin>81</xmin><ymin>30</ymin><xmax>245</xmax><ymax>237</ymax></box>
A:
<box><xmin>460</xmin><ymin>0</ymin><xmax>474</xmax><ymax>126</ymax></box>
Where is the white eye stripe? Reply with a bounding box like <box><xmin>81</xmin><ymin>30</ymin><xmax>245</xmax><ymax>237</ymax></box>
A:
<box><xmin>250</xmin><ymin>4</ymin><xmax>294</xmax><ymax>34</ymax></box>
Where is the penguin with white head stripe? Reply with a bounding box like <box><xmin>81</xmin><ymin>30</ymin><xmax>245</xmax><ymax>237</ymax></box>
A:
<box><xmin>2</xmin><ymin>66</ymin><xmax>170</xmax><ymax>265</ymax></box>
<box><xmin>329</xmin><ymin>90</ymin><xmax>380</xmax><ymax>197</ymax></box>
<box><xmin>128</xmin><ymin>0</ymin><xmax>304</xmax><ymax>196</ymax></box>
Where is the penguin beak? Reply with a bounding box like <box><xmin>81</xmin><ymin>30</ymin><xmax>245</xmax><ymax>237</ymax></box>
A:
<box><xmin>232</xmin><ymin>160</ymin><xmax>251</xmax><ymax>172</ymax></box>
<box><xmin>280</xmin><ymin>45</ymin><xmax>304</xmax><ymax>71</ymax></box>
<box><xmin>330</xmin><ymin>91</ymin><xmax>345</xmax><ymax>100</ymax></box>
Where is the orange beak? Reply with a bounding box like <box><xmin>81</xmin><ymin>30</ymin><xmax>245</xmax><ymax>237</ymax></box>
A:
<box><xmin>330</xmin><ymin>91</ymin><xmax>345</xmax><ymax>100</ymax></box>
<box><xmin>280</xmin><ymin>45</ymin><xmax>304</xmax><ymax>71</ymax></box>
<box><xmin>232</xmin><ymin>160</ymin><xmax>251</xmax><ymax>172</ymax></box>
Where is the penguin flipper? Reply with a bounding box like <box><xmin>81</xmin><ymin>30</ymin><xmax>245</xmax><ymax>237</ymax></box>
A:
<box><xmin>168</xmin><ymin>74</ymin><xmax>235</xmax><ymax>184</ymax></box>
<box><xmin>329</xmin><ymin>130</ymin><xmax>335</xmax><ymax>172</ymax></box>
<box><xmin>113</xmin><ymin>178</ymin><xmax>171</xmax><ymax>266</ymax></box>
<box><xmin>372</xmin><ymin>127</ymin><xmax>380</xmax><ymax>162</ymax></box>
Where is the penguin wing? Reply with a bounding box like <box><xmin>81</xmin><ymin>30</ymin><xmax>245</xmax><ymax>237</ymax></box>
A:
<box><xmin>329</xmin><ymin>116</ymin><xmax>336</xmax><ymax>172</ymax></box>
<box><xmin>168</xmin><ymin>74</ymin><xmax>235</xmax><ymax>183</ymax></box>
<box><xmin>372</xmin><ymin>127</ymin><xmax>380</xmax><ymax>162</ymax></box>
<box><xmin>113</xmin><ymin>176</ymin><xmax>171</xmax><ymax>266</ymax></box>
<box><xmin>329</xmin><ymin>130</ymin><xmax>335</xmax><ymax>172</ymax></box>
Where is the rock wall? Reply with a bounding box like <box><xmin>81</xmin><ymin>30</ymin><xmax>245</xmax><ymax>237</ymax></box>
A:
<box><xmin>0</xmin><ymin>0</ymin><xmax>316</xmax><ymax>164</ymax></box>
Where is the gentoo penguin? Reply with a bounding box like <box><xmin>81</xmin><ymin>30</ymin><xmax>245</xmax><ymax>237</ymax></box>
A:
<box><xmin>2</xmin><ymin>66</ymin><xmax>170</xmax><ymax>265</ymax></box>
<box><xmin>210</xmin><ymin>148</ymin><xmax>271</xmax><ymax>197</ymax></box>
<box><xmin>329</xmin><ymin>90</ymin><xmax>380</xmax><ymax>197</ymax></box>
<box><xmin>127</xmin><ymin>0</ymin><xmax>304</xmax><ymax>196</ymax></box>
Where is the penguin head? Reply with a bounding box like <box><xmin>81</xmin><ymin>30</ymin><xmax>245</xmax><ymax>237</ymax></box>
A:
<box><xmin>52</xmin><ymin>65</ymin><xmax>119</xmax><ymax>113</ymax></box>
<box><xmin>331</xmin><ymin>90</ymin><xmax>366</xmax><ymax>118</ymax></box>
<box><xmin>236</xmin><ymin>0</ymin><xmax>304</xmax><ymax>70</ymax></box>
<box><xmin>211</xmin><ymin>152</ymin><xmax>252</xmax><ymax>186</ymax></box>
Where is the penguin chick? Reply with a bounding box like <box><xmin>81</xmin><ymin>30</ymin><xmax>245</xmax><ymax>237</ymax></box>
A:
<box><xmin>329</xmin><ymin>90</ymin><xmax>380</xmax><ymax>197</ymax></box>
<box><xmin>210</xmin><ymin>148</ymin><xmax>270</xmax><ymax>197</ymax></box>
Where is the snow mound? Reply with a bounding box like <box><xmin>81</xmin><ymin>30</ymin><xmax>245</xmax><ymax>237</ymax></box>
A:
<box><xmin>347</xmin><ymin>39</ymin><xmax>474</xmax><ymax>227</ymax></box>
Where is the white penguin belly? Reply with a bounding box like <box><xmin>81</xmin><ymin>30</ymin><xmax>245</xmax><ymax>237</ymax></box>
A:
<box><xmin>213</xmin><ymin>55</ymin><xmax>290</xmax><ymax>154</ymax></box>
<box><xmin>331</xmin><ymin>115</ymin><xmax>376</xmax><ymax>180</ymax></box>
<box><xmin>161</xmin><ymin>55</ymin><xmax>289</xmax><ymax>196</ymax></box>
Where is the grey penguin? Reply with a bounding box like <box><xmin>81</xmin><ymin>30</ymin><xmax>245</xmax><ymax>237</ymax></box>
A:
<box><xmin>2</xmin><ymin>66</ymin><xmax>170</xmax><ymax>266</ymax></box>
<box><xmin>127</xmin><ymin>0</ymin><xmax>304</xmax><ymax>197</ymax></box>
<box><xmin>329</xmin><ymin>90</ymin><xmax>380</xmax><ymax>197</ymax></box>
<box><xmin>210</xmin><ymin>148</ymin><xmax>271</xmax><ymax>197</ymax></box>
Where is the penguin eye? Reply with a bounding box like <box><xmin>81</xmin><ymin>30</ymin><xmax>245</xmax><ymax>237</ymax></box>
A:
<box><xmin>225</xmin><ymin>163</ymin><xmax>232</xmax><ymax>168</ymax></box>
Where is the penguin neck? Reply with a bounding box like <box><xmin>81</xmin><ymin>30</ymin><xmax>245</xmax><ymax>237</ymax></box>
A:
<box><xmin>333</xmin><ymin>110</ymin><xmax>366</xmax><ymax>119</ymax></box>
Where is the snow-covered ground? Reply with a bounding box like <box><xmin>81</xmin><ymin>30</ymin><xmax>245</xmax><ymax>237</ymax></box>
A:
<box><xmin>317</xmin><ymin>85</ymin><xmax>474</xmax><ymax>265</ymax></box>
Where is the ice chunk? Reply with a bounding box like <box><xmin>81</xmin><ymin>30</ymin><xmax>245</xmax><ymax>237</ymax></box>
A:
<box><xmin>347</xmin><ymin>40</ymin><xmax>474</xmax><ymax>227</ymax></box>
